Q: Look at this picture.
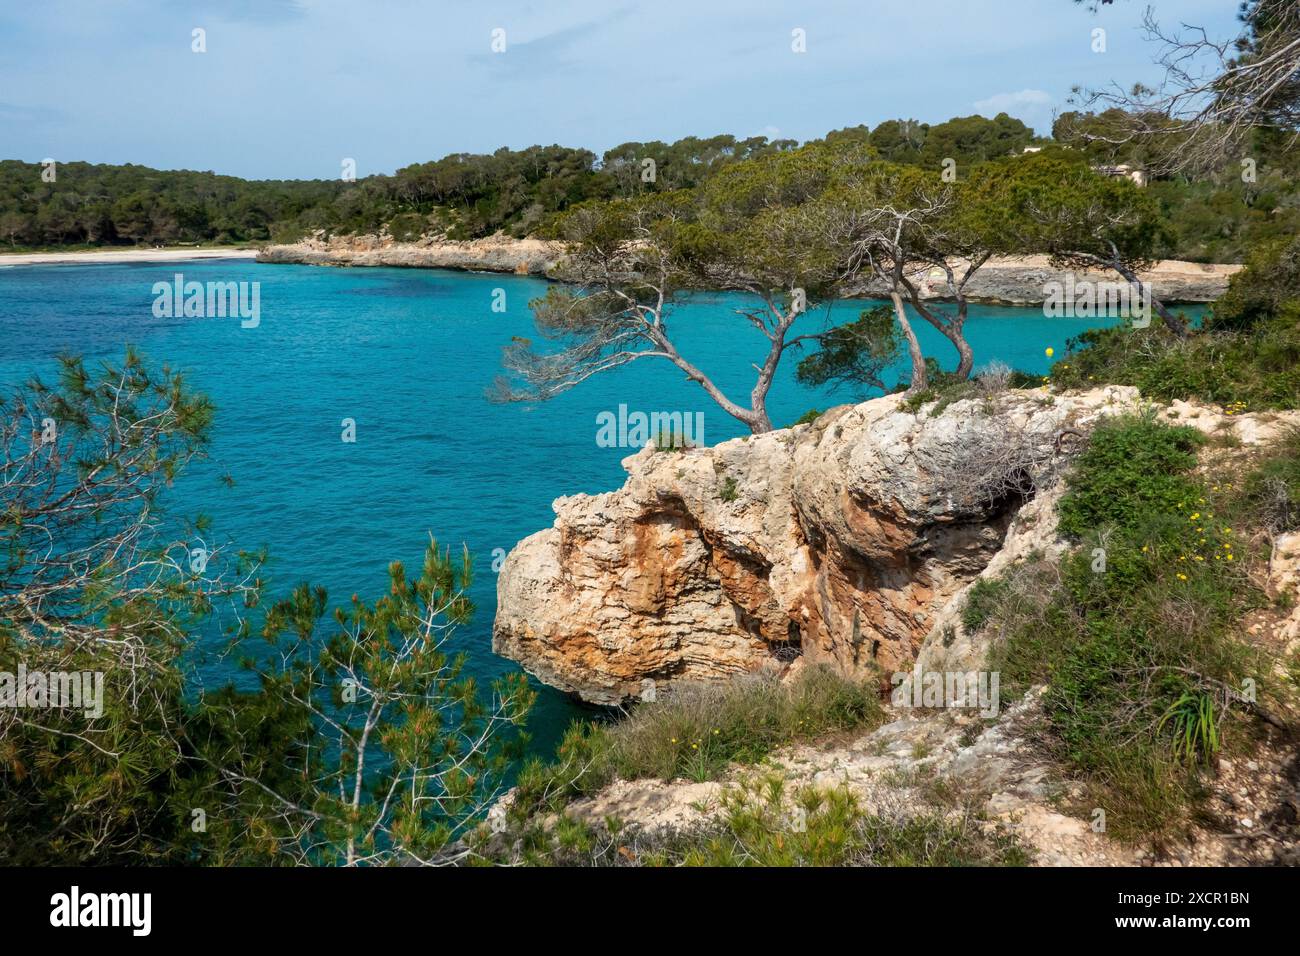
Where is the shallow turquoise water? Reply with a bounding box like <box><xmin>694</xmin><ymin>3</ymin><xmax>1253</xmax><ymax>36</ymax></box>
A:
<box><xmin>0</xmin><ymin>258</ymin><xmax>1162</xmax><ymax>755</ymax></box>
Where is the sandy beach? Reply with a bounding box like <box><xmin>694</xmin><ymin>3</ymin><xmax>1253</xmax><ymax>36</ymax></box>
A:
<box><xmin>0</xmin><ymin>247</ymin><xmax>261</xmax><ymax>267</ymax></box>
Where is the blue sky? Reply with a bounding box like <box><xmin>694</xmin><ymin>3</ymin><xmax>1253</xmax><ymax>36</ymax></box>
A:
<box><xmin>0</xmin><ymin>0</ymin><xmax>1243</xmax><ymax>180</ymax></box>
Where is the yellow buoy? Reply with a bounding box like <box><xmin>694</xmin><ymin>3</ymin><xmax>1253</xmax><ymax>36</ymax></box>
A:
<box><xmin>1045</xmin><ymin>347</ymin><xmax>1054</xmax><ymax>357</ymax></box>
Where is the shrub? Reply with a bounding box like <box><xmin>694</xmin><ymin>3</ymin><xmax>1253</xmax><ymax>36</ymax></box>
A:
<box><xmin>978</xmin><ymin>415</ymin><xmax>1274</xmax><ymax>841</ymax></box>
<box><xmin>607</xmin><ymin>667</ymin><xmax>882</xmax><ymax>784</ymax></box>
<box><xmin>1211</xmin><ymin>235</ymin><xmax>1300</xmax><ymax>333</ymax></box>
<box><xmin>1007</xmin><ymin>370</ymin><xmax>1049</xmax><ymax>389</ymax></box>
<box><xmin>1050</xmin><ymin>237</ymin><xmax>1300</xmax><ymax>412</ymax></box>
<box><xmin>962</xmin><ymin>577</ymin><xmax>1011</xmax><ymax>633</ymax></box>
<box><xmin>506</xmin><ymin>772</ymin><xmax>1030</xmax><ymax>867</ymax></box>
<box><xmin>1241</xmin><ymin>427</ymin><xmax>1300</xmax><ymax>534</ymax></box>
<box><xmin>1055</xmin><ymin>412</ymin><xmax>1203</xmax><ymax>538</ymax></box>
<box><xmin>1051</xmin><ymin>319</ymin><xmax>1300</xmax><ymax>411</ymax></box>
<box><xmin>509</xmin><ymin>666</ymin><xmax>882</xmax><ymax>820</ymax></box>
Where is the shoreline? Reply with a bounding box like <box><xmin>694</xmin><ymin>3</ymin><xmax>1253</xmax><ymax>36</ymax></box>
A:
<box><xmin>258</xmin><ymin>235</ymin><xmax>1242</xmax><ymax>305</ymax></box>
<box><xmin>0</xmin><ymin>242</ymin><xmax>1242</xmax><ymax>305</ymax></box>
<box><xmin>0</xmin><ymin>247</ymin><xmax>261</xmax><ymax>267</ymax></box>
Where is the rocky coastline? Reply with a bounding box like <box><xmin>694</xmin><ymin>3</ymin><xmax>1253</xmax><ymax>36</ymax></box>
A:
<box><xmin>493</xmin><ymin>387</ymin><xmax>1299</xmax><ymax>706</ymax></box>
<box><xmin>488</xmin><ymin>388</ymin><xmax>1300</xmax><ymax>865</ymax></box>
<box><xmin>256</xmin><ymin>232</ymin><xmax>561</xmax><ymax>276</ymax></box>
<box><xmin>257</xmin><ymin>233</ymin><xmax>1239</xmax><ymax>304</ymax></box>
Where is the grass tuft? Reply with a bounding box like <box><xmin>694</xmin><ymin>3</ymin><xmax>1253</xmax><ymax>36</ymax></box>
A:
<box><xmin>503</xmin><ymin>771</ymin><xmax>1030</xmax><ymax>867</ymax></box>
<box><xmin>510</xmin><ymin>666</ymin><xmax>882</xmax><ymax>820</ymax></box>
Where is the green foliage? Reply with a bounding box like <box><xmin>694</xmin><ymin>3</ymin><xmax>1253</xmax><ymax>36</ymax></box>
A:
<box><xmin>1054</xmin><ymin>110</ymin><xmax>1300</xmax><ymax>263</ymax></box>
<box><xmin>1150</xmin><ymin>171</ymin><xmax>1300</xmax><ymax>265</ymax></box>
<box><xmin>1241</xmin><ymin>427</ymin><xmax>1300</xmax><ymax>533</ymax></box>
<box><xmin>652</xmin><ymin>427</ymin><xmax>693</xmax><ymax>452</ymax></box>
<box><xmin>898</xmin><ymin>360</ymin><xmax>977</xmax><ymax>413</ymax></box>
<box><xmin>674</xmin><ymin>141</ymin><xmax>862</xmax><ymax>302</ymax></box>
<box><xmin>1158</xmin><ymin>693</ymin><xmax>1221</xmax><ymax>765</ymax></box>
<box><xmin>228</xmin><ymin>543</ymin><xmax>535</xmax><ymax>865</ymax></box>
<box><xmin>669</xmin><ymin>776</ymin><xmax>1027</xmax><ymax>867</ymax></box>
<box><xmin>1211</xmin><ymin>235</ymin><xmax>1300</xmax><ymax>332</ymax></box>
<box><xmin>4</xmin><ymin>115</ymin><xmax>1294</xmax><ymax>259</ymax></box>
<box><xmin>1052</xmin><ymin>237</ymin><xmax>1300</xmax><ymax>411</ymax></box>
<box><xmin>601</xmin><ymin>134</ymin><xmax>798</xmax><ymax>195</ymax></box>
<box><xmin>0</xmin><ymin>137</ymin><xmax>797</xmax><ymax>249</ymax></box>
<box><xmin>503</xmin><ymin>772</ymin><xmax>1030</xmax><ymax>867</ymax></box>
<box><xmin>0</xmin><ymin>159</ymin><xmax>347</xmax><ymax>248</ymax></box>
<box><xmin>510</xmin><ymin>667</ymin><xmax>882</xmax><ymax>820</ymax></box>
<box><xmin>915</xmin><ymin>113</ymin><xmax>1038</xmax><ymax>169</ymax></box>
<box><xmin>979</xmin><ymin>415</ymin><xmax>1274</xmax><ymax>841</ymax></box>
<box><xmin>391</xmin><ymin>145</ymin><xmax>612</xmax><ymax>239</ymax></box>
<box><xmin>0</xmin><ymin>353</ymin><xmax>534</xmax><ymax>865</ymax></box>
<box><xmin>962</xmin><ymin>578</ymin><xmax>1011</xmax><ymax>633</ymax></box>
<box><xmin>821</xmin><ymin>113</ymin><xmax>1037</xmax><ymax>170</ymax></box>
<box><xmin>499</xmin><ymin>143</ymin><xmax>867</xmax><ymax>432</ymax></box>
<box><xmin>718</xmin><ymin>476</ymin><xmax>739</xmax><ymax>502</ymax></box>
<box><xmin>791</xmin><ymin>408</ymin><xmax>823</xmax><ymax>427</ymax></box>
<box><xmin>795</xmin><ymin>305</ymin><xmax>901</xmax><ymax>396</ymax></box>
<box><xmin>981</xmin><ymin>149</ymin><xmax>1169</xmax><ymax>269</ymax></box>
<box><xmin>1056</xmin><ymin>412</ymin><xmax>1204</xmax><ymax>538</ymax></box>
<box><xmin>867</xmin><ymin>119</ymin><xmax>927</xmax><ymax>164</ymax></box>
<box><xmin>0</xmin><ymin>352</ymin><xmax>241</xmax><ymax>864</ymax></box>
<box><xmin>1052</xmin><ymin>109</ymin><xmax>1166</xmax><ymax>168</ymax></box>
<box><xmin>1052</xmin><ymin>318</ymin><xmax>1300</xmax><ymax>410</ymax></box>
<box><xmin>1007</xmin><ymin>370</ymin><xmax>1049</xmax><ymax>388</ymax></box>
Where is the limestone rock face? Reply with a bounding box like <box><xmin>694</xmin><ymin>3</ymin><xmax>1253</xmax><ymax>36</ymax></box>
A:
<box><xmin>493</xmin><ymin>386</ymin><xmax>1145</xmax><ymax>704</ymax></box>
<box><xmin>257</xmin><ymin>231</ymin><xmax>562</xmax><ymax>276</ymax></box>
<box><xmin>259</xmin><ymin>236</ymin><xmax>1236</xmax><ymax>305</ymax></box>
<box><xmin>850</xmin><ymin>256</ymin><xmax>1239</xmax><ymax>305</ymax></box>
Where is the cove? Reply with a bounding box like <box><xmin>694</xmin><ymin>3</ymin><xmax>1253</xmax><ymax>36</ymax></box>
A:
<box><xmin>0</xmin><ymin>258</ymin><xmax>1198</xmax><ymax>758</ymax></box>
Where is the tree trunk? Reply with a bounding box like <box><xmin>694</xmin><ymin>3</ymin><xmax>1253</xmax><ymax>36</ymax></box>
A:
<box><xmin>903</xmin><ymin>281</ymin><xmax>975</xmax><ymax>380</ymax></box>
<box><xmin>890</xmin><ymin>292</ymin><xmax>927</xmax><ymax>392</ymax></box>
<box><xmin>1108</xmin><ymin>258</ymin><xmax>1188</xmax><ymax>337</ymax></box>
<box><xmin>951</xmin><ymin>331</ymin><xmax>974</xmax><ymax>379</ymax></box>
<box><xmin>660</xmin><ymin>348</ymin><xmax>771</xmax><ymax>435</ymax></box>
<box><xmin>747</xmin><ymin>403</ymin><xmax>774</xmax><ymax>434</ymax></box>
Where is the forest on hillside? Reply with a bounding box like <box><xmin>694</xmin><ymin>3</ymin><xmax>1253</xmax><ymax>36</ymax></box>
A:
<box><xmin>2</xmin><ymin>110</ymin><xmax>1296</xmax><ymax>262</ymax></box>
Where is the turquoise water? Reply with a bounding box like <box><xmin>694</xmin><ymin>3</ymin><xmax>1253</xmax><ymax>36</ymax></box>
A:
<box><xmin>0</xmin><ymin>258</ymin><xmax>1149</xmax><ymax>755</ymax></box>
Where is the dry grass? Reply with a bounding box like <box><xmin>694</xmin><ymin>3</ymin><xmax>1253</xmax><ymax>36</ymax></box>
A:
<box><xmin>509</xmin><ymin>665</ymin><xmax>883</xmax><ymax>819</ymax></box>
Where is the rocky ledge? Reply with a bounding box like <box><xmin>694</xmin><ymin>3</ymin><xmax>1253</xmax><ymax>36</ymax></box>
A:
<box><xmin>259</xmin><ymin>233</ymin><xmax>1237</xmax><ymax>303</ymax></box>
<box><xmin>493</xmin><ymin>387</ymin><xmax>1298</xmax><ymax>706</ymax></box>
<box><xmin>851</xmin><ymin>255</ymin><xmax>1239</xmax><ymax>305</ymax></box>
<box><xmin>495</xmin><ymin>386</ymin><xmax>1115</xmax><ymax>705</ymax></box>
<box><xmin>257</xmin><ymin>231</ymin><xmax>561</xmax><ymax>276</ymax></box>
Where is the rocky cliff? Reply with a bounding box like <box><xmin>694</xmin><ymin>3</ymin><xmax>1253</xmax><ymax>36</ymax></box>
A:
<box><xmin>259</xmin><ymin>233</ymin><xmax>1237</xmax><ymax>303</ymax></box>
<box><xmin>494</xmin><ymin>386</ymin><xmax>1150</xmax><ymax>705</ymax></box>
<box><xmin>491</xmin><ymin>391</ymin><xmax>1300</xmax><ymax>864</ymax></box>
<box><xmin>850</xmin><ymin>255</ymin><xmax>1239</xmax><ymax>305</ymax></box>
<box><xmin>257</xmin><ymin>231</ymin><xmax>561</xmax><ymax>275</ymax></box>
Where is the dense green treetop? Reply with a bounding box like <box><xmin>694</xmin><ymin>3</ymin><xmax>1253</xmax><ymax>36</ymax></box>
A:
<box><xmin>1</xmin><ymin>112</ymin><xmax>1294</xmax><ymax>262</ymax></box>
